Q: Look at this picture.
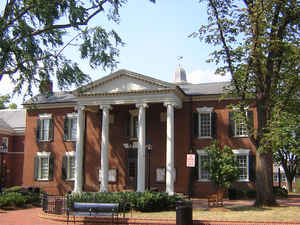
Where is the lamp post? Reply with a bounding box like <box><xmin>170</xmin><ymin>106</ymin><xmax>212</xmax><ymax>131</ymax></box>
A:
<box><xmin>0</xmin><ymin>143</ymin><xmax>7</xmax><ymax>194</ymax></box>
<box><xmin>146</xmin><ymin>141</ymin><xmax>152</xmax><ymax>190</ymax></box>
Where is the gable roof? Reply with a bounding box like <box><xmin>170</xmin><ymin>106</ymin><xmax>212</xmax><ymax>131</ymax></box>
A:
<box><xmin>73</xmin><ymin>69</ymin><xmax>177</xmax><ymax>96</ymax></box>
<box><xmin>23</xmin><ymin>69</ymin><xmax>231</xmax><ymax>105</ymax></box>
<box><xmin>179</xmin><ymin>81</ymin><xmax>231</xmax><ymax>95</ymax></box>
<box><xmin>0</xmin><ymin>109</ymin><xmax>26</xmax><ymax>135</ymax></box>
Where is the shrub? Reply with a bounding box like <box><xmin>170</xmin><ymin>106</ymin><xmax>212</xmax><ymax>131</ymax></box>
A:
<box><xmin>228</xmin><ymin>188</ymin><xmax>246</xmax><ymax>200</ymax></box>
<box><xmin>273</xmin><ymin>187</ymin><xmax>288</xmax><ymax>198</ymax></box>
<box><xmin>0</xmin><ymin>192</ymin><xmax>27</xmax><ymax>208</ymax></box>
<box><xmin>246</xmin><ymin>189</ymin><xmax>256</xmax><ymax>199</ymax></box>
<box><xmin>3</xmin><ymin>186</ymin><xmax>23</xmax><ymax>193</ymax></box>
<box><xmin>68</xmin><ymin>191</ymin><xmax>184</xmax><ymax>212</ymax></box>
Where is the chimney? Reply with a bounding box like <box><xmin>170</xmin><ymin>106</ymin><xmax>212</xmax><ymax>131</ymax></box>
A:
<box><xmin>39</xmin><ymin>79</ymin><xmax>53</xmax><ymax>96</ymax></box>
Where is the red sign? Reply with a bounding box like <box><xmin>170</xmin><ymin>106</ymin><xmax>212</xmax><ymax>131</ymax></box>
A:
<box><xmin>186</xmin><ymin>154</ymin><xmax>195</xmax><ymax>167</ymax></box>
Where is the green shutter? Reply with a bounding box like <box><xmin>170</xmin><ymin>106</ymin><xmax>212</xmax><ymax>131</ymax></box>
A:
<box><xmin>192</xmin><ymin>112</ymin><xmax>199</xmax><ymax>138</ymax></box>
<box><xmin>64</xmin><ymin>117</ymin><xmax>69</xmax><ymax>141</ymax></box>
<box><xmin>194</xmin><ymin>154</ymin><xmax>199</xmax><ymax>180</ymax></box>
<box><xmin>228</xmin><ymin>112</ymin><xmax>235</xmax><ymax>137</ymax></box>
<box><xmin>211</xmin><ymin>112</ymin><xmax>217</xmax><ymax>138</ymax></box>
<box><xmin>49</xmin><ymin>119</ymin><xmax>54</xmax><ymax>141</ymax></box>
<box><xmin>247</xmin><ymin>110</ymin><xmax>254</xmax><ymax>135</ymax></box>
<box><xmin>49</xmin><ymin>156</ymin><xmax>54</xmax><ymax>180</ymax></box>
<box><xmin>36</xmin><ymin>119</ymin><xmax>41</xmax><ymax>141</ymax></box>
<box><xmin>34</xmin><ymin>156</ymin><xmax>39</xmax><ymax>181</ymax></box>
<box><xmin>249</xmin><ymin>154</ymin><xmax>256</xmax><ymax>182</ymax></box>
<box><xmin>62</xmin><ymin>156</ymin><xmax>68</xmax><ymax>180</ymax></box>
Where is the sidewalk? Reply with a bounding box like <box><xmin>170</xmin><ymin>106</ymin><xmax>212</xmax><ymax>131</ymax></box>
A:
<box><xmin>0</xmin><ymin>195</ymin><xmax>299</xmax><ymax>225</ymax></box>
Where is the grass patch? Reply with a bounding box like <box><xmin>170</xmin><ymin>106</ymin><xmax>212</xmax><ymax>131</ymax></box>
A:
<box><xmin>123</xmin><ymin>206</ymin><xmax>300</xmax><ymax>222</ymax></box>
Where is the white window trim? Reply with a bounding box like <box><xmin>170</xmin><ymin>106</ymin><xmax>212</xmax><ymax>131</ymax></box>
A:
<box><xmin>232</xmin><ymin>109</ymin><xmax>249</xmax><ymax>138</ymax></box>
<box><xmin>37</xmin><ymin>152</ymin><xmax>51</xmax><ymax>181</ymax></box>
<box><xmin>196</xmin><ymin>107</ymin><xmax>214</xmax><ymax>139</ymax></box>
<box><xmin>66</xmin><ymin>151</ymin><xmax>75</xmax><ymax>181</ymax></box>
<box><xmin>66</xmin><ymin>114</ymin><xmax>78</xmax><ymax>141</ymax></box>
<box><xmin>233</xmin><ymin>149</ymin><xmax>250</xmax><ymax>182</ymax></box>
<box><xmin>39</xmin><ymin>114</ymin><xmax>52</xmax><ymax>119</ymax></box>
<box><xmin>38</xmin><ymin>114</ymin><xmax>52</xmax><ymax>142</ymax></box>
<box><xmin>2</xmin><ymin>137</ymin><xmax>8</xmax><ymax>152</ymax></box>
<box><xmin>196</xmin><ymin>150</ymin><xmax>210</xmax><ymax>181</ymax></box>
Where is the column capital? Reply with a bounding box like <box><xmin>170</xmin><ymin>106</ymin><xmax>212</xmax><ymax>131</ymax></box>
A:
<box><xmin>163</xmin><ymin>102</ymin><xmax>179</xmax><ymax>108</ymax></box>
<box><xmin>99</xmin><ymin>104</ymin><xmax>112</xmax><ymax>111</ymax></box>
<box><xmin>75</xmin><ymin>105</ymin><xmax>86</xmax><ymax>111</ymax></box>
<box><xmin>136</xmin><ymin>103</ymin><xmax>148</xmax><ymax>109</ymax></box>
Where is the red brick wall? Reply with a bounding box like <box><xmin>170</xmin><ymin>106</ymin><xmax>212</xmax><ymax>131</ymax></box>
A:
<box><xmin>0</xmin><ymin>134</ymin><xmax>24</xmax><ymax>187</ymax></box>
<box><xmin>23</xmin><ymin>108</ymin><xmax>76</xmax><ymax>195</ymax></box>
<box><xmin>23</xmin><ymin>99</ymin><xmax>258</xmax><ymax>196</ymax></box>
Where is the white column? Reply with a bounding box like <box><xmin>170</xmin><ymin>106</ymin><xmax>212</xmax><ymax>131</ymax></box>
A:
<box><xmin>74</xmin><ymin>105</ymin><xmax>85</xmax><ymax>193</ymax></box>
<box><xmin>136</xmin><ymin>103</ymin><xmax>148</xmax><ymax>192</ymax></box>
<box><xmin>100</xmin><ymin>104</ymin><xmax>111</xmax><ymax>192</ymax></box>
<box><xmin>165</xmin><ymin>103</ymin><xmax>175</xmax><ymax>195</ymax></box>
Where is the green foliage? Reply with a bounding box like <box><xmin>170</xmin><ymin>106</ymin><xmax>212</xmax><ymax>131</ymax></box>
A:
<box><xmin>194</xmin><ymin>0</ymin><xmax>300</xmax><ymax>205</ymax></box>
<box><xmin>228</xmin><ymin>188</ymin><xmax>246</xmax><ymax>200</ymax></box>
<box><xmin>3</xmin><ymin>186</ymin><xmax>23</xmax><ymax>193</ymax></box>
<box><xmin>296</xmin><ymin>179</ymin><xmax>300</xmax><ymax>193</ymax></box>
<box><xmin>273</xmin><ymin>187</ymin><xmax>288</xmax><ymax>198</ymax></box>
<box><xmin>68</xmin><ymin>191</ymin><xmax>183</xmax><ymax>212</ymax></box>
<box><xmin>205</xmin><ymin>141</ymin><xmax>240</xmax><ymax>189</ymax></box>
<box><xmin>0</xmin><ymin>0</ymin><xmax>154</xmax><ymax>96</ymax></box>
<box><xmin>0</xmin><ymin>192</ymin><xmax>27</xmax><ymax>208</ymax></box>
<box><xmin>0</xmin><ymin>95</ymin><xmax>10</xmax><ymax>109</ymax></box>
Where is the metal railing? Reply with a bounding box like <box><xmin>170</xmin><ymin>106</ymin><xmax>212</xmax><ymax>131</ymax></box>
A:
<box><xmin>42</xmin><ymin>193</ymin><xmax>68</xmax><ymax>215</ymax></box>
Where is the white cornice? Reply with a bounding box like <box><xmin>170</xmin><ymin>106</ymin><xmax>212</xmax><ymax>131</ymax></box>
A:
<box><xmin>23</xmin><ymin>102</ymin><xmax>77</xmax><ymax>109</ymax></box>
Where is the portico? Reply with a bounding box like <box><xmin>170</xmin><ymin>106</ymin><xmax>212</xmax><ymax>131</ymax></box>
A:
<box><xmin>72</xmin><ymin>70</ymin><xmax>183</xmax><ymax>194</ymax></box>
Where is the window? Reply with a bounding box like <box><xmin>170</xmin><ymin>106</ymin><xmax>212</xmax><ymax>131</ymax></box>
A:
<box><xmin>233</xmin><ymin>149</ymin><xmax>250</xmax><ymax>181</ymax></box>
<box><xmin>193</xmin><ymin>107</ymin><xmax>216</xmax><ymax>138</ymax></box>
<box><xmin>197</xmin><ymin>150</ymin><xmax>210</xmax><ymax>181</ymax></box>
<box><xmin>64</xmin><ymin>113</ymin><xmax>78</xmax><ymax>141</ymax></box>
<box><xmin>37</xmin><ymin>114</ymin><xmax>53</xmax><ymax>141</ymax></box>
<box><xmin>1</xmin><ymin>137</ymin><xmax>8</xmax><ymax>152</ymax></box>
<box><xmin>98</xmin><ymin>168</ymin><xmax>118</xmax><ymax>183</ymax></box>
<box><xmin>126</xmin><ymin>109</ymin><xmax>139</xmax><ymax>139</ymax></box>
<box><xmin>229</xmin><ymin>110</ymin><xmax>253</xmax><ymax>137</ymax></box>
<box><xmin>273</xmin><ymin>173</ymin><xmax>287</xmax><ymax>182</ymax></box>
<box><xmin>62</xmin><ymin>152</ymin><xmax>75</xmax><ymax>180</ymax></box>
<box><xmin>34</xmin><ymin>152</ymin><xmax>53</xmax><ymax>181</ymax></box>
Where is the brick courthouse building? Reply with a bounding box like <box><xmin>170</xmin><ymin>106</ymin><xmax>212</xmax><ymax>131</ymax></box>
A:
<box><xmin>22</xmin><ymin>69</ymin><xmax>256</xmax><ymax>196</ymax></box>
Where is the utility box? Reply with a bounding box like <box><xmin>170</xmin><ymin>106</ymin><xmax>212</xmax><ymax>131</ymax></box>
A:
<box><xmin>176</xmin><ymin>200</ymin><xmax>192</xmax><ymax>225</ymax></box>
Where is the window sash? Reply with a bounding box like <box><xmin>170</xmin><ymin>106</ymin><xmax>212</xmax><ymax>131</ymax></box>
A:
<box><xmin>67</xmin><ymin>156</ymin><xmax>76</xmax><ymax>180</ymax></box>
<box><xmin>199</xmin><ymin>113</ymin><xmax>211</xmax><ymax>137</ymax></box>
<box><xmin>69</xmin><ymin>118</ymin><xmax>77</xmax><ymax>141</ymax></box>
<box><xmin>39</xmin><ymin>157</ymin><xmax>49</xmax><ymax>180</ymax></box>
<box><xmin>199</xmin><ymin>155</ymin><xmax>210</xmax><ymax>181</ymax></box>
<box><xmin>235</xmin><ymin>155</ymin><xmax>249</xmax><ymax>181</ymax></box>
<box><xmin>40</xmin><ymin>119</ymin><xmax>50</xmax><ymax>141</ymax></box>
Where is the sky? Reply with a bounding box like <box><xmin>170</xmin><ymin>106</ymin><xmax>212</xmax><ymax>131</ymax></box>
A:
<box><xmin>1</xmin><ymin>0</ymin><xmax>231</xmax><ymax>106</ymax></box>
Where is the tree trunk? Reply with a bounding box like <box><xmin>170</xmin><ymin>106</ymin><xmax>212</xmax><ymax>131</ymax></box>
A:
<box><xmin>255</xmin><ymin>150</ymin><xmax>277</xmax><ymax>206</ymax></box>
<box><xmin>287</xmin><ymin>179</ymin><xmax>293</xmax><ymax>192</ymax></box>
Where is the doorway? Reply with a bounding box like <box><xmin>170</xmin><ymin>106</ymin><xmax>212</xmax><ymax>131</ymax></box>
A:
<box><xmin>127</xmin><ymin>149</ymin><xmax>137</xmax><ymax>190</ymax></box>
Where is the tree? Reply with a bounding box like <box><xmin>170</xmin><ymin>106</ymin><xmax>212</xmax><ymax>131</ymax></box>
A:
<box><xmin>205</xmin><ymin>141</ymin><xmax>240</xmax><ymax>190</ymax></box>
<box><xmin>0</xmin><ymin>0</ymin><xmax>155</xmax><ymax>97</ymax></box>
<box><xmin>193</xmin><ymin>0</ymin><xmax>300</xmax><ymax>206</ymax></box>
<box><xmin>0</xmin><ymin>95</ymin><xmax>10</xmax><ymax>109</ymax></box>
<box><xmin>267</xmin><ymin>110</ymin><xmax>300</xmax><ymax>192</ymax></box>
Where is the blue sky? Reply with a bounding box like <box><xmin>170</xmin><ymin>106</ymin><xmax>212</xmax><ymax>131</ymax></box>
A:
<box><xmin>1</xmin><ymin>0</ymin><xmax>231</xmax><ymax>106</ymax></box>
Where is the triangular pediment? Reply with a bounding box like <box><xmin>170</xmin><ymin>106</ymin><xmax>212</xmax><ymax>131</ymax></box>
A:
<box><xmin>75</xmin><ymin>69</ymin><xmax>176</xmax><ymax>95</ymax></box>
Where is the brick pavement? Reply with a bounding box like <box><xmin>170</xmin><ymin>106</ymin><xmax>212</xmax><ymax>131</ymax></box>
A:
<box><xmin>0</xmin><ymin>195</ymin><xmax>299</xmax><ymax>225</ymax></box>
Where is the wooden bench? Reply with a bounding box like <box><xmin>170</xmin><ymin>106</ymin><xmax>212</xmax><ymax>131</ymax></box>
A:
<box><xmin>67</xmin><ymin>202</ymin><xmax>119</xmax><ymax>224</ymax></box>
<box><xmin>208</xmin><ymin>189</ymin><xmax>224</xmax><ymax>207</ymax></box>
